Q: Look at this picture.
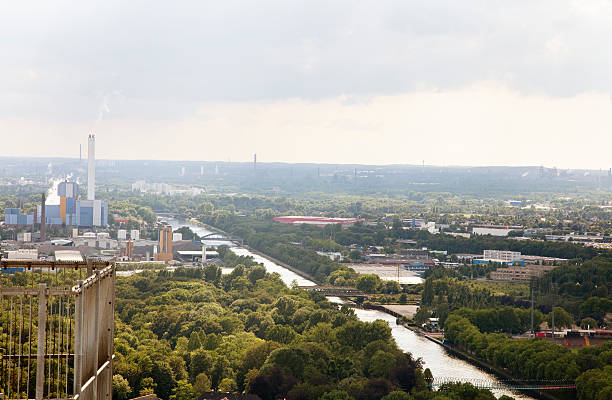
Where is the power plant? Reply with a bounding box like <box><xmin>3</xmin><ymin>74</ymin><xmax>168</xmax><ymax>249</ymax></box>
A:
<box><xmin>4</xmin><ymin>134</ymin><xmax>108</xmax><ymax>229</ymax></box>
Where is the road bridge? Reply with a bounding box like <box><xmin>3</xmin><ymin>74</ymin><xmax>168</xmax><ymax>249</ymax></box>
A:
<box><xmin>298</xmin><ymin>285</ymin><xmax>366</xmax><ymax>297</ymax></box>
<box><xmin>430</xmin><ymin>378</ymin><xmax>575</xmax><ymax>391</ymax></box>
<box><xmin>199</xmin><ymin>232</ymin><xmax>243</xmax><ymax>245</ymax></box>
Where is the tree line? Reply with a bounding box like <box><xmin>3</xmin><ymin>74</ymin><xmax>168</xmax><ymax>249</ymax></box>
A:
<box><xmin>444</xmin><ymin>315</ymin><xmax>612</xmax><ymax>400</ymax></box>
<box><xmin>112</xmin><ymin>259</ymin><xmax>507</xmax><ymax>400</ymax></box>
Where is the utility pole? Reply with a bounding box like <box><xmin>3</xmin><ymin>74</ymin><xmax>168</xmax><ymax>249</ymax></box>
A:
<box><xmin>530</xmin><ymin>278</ymin><xmax>535</xmax><ymax>338</ymax></box>
<box><xmin>551</xmin><ymin>280</ymin><xmax>555</xmax><ymax>343</ymax></box>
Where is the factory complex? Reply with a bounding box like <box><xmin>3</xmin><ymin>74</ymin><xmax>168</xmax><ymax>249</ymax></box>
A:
<box><xmin>3</xmin><ymin>134</ymin><xmax>108</xmax><ymax>228</ymax></box>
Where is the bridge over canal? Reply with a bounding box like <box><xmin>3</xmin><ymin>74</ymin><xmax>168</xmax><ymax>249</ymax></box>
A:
<box><xmin>298</xmin><ymin>285</ymin><xmax>366</xmax><ymax>298</ymax></box>
<box><xmin>430</xmin><ymin>378</ymin><xmax>575</xmax><ymax>391</ymax></box>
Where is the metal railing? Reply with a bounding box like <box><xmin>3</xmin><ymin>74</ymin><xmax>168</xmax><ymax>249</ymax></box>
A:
<box><xmin>1</xmin><ymin>260</ymin><xmax>115</xmax><ymax>400</ymax></box>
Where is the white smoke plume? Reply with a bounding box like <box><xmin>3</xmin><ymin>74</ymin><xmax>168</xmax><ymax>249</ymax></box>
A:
<box><xmin>45</xmin><ymin>174</ymin><xmax>74</xmax><ymax>205</ymax></box>
<box><xmin>45</xmin><ymin>178</ymin><xmax>61</xmax><ymax>205</ymax></box>
<box><xmin>95</xmin><ymin>90</ymin><xmax>122</xmax><ymax>123</ymax></box>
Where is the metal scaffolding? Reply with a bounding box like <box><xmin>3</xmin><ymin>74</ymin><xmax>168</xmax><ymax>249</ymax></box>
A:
<box><xmin>1</xmin><ymin>260</ymin><xmax>115</xmax><ymax>400</ymax></box>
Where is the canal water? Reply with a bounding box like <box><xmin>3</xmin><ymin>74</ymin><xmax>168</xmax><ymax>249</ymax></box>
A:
<box><xmin>166</xmin><ymin>218</ymin><xmax>533</xmax><ymax>399</ymax></box>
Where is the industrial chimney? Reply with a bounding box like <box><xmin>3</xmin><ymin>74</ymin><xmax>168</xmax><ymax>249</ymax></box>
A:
<box><xmin>87</xmin><ymin>134</ymin><xmax>96</xmax><ymax>200</ymax></box>
<box><xmin>40</xmin><ymin>193</ymin><xmax>46</xmax><ymax>242</ymax></box>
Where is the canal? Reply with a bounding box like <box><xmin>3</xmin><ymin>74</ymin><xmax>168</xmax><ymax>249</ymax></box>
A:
<box><xmin>166</xmin><ymin>217</ymin><xmax>534</xmax><ymax>399</ymax></box>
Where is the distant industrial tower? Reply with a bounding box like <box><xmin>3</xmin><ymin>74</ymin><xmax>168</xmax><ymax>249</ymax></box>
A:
<box><xmin>156</xmin><ymin>226</ymin><xmax>173</xmax><ymax>262</ymax></box>
<box><xmin>254</xmin><ymin>153</ymin><xmax>257</xmax><ymax>171</ymax></box>
<box><xmin>87</xmin><ymin>134</ymin><xmax>96</xmax><ymax>200</ymax></box>
<box><xmin>40</xmin><ymin>193</ymin><xmax>46</xmax><ymax>242</ymax></box>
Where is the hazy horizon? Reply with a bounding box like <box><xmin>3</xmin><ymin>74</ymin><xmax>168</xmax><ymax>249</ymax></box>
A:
<box><xmin>2</xmin><ymin>154</ymin><xmax>610</xmax><ymax>173</ymax></box>
<box><xmin>2</xmin><ymin>1</ymin><xmax>612</xmax><ymax>169</ymax></box>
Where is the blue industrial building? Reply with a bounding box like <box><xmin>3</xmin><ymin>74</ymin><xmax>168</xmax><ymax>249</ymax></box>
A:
<box><xmin>4</xmin><ymin>181</ymin><xmax>108</xmax><ymax>228</ymax></box>
<box><xmin>4</xmin><ymin>208</ymin><xmax>34</xmax><ymax>225</ymax></box>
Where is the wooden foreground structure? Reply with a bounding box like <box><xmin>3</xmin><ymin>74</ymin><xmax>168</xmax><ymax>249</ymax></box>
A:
<box><xmin>1</xmin><ymin>260</ymin><xmax>115</xmax><ymax>400</ymax></box>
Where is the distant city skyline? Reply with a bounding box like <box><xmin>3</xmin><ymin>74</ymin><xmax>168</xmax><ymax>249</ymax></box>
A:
<box><xmin>2</xmin><ymin>1</ymin><xmax>612</xmax><ymax>169</ymax></box>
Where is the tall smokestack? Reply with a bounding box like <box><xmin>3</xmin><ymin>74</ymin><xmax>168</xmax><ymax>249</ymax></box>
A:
<box><xmin>87</xmin><ymin>134</ymin><xmax>95</xmax><ymax>200</ymax></box>
<box><xmin>40</xmin><ymin>193</ymin><xmax>46</xmax><ymax>242</ymax></box>
<box><xmin>254</xmin><ymin>154</ymin><xmax>257</xmax><ymax>171</ymax></box>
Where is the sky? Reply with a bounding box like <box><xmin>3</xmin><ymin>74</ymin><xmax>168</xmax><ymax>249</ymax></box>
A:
<box><xmin>1</xmin><ymin>0</ymin><xmax>612</xmax><ymax>168</ymax></box>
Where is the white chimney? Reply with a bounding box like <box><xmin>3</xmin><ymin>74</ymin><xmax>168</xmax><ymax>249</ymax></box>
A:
<box><xmin>87</xmin><ymin>134</ymin><xmax>96</xmax><ymax>200</ymax></box>
<box><xmin>202</xmin><ymin>245</ymin><xmax>207</xmax><ymax>264</ymax></box>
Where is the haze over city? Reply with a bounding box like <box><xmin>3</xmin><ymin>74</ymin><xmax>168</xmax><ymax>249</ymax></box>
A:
<box><xmin>2</xmin><ymin>1</ymin><xmax>612</xmax><ymax>168</ymax></box>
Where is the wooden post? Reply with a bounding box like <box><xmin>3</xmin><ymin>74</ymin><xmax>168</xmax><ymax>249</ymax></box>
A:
<box><xmin>73</xmin><ymin>280</ymin><xmax>84</xmax><ymax>396</ymax></box>
<box><xmin>92</xmin><ymin>271</ymin><xmax>100</xmax><ymax>400</ymax></box>
<box><xmin>108</xmin><ymin>267</ymin><xmax>115</xmax><ymax>397</ymax></box>
<box><xmin>35</xmin><ymin>284</ymin><xmax>46</xmax><ymax>400</ymax></box>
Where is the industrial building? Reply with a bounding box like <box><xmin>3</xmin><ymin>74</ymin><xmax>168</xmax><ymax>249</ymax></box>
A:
<box><xmin>472</xmin><ymin>227</ymin><xmax>511</xmax><ymax>236</ymax></box>
<box><xmin>473</xmin><ymin>258</ymin><xmax>524</xmax><ymax>266</ymax></box>
<box><xmin>155</xmin><ymin>226</ymin><xmax>174</xmax><ymax>262</ymax></box>
<box><xmin>4</xmin><ymin>208</ymin><xmax>34</xmax><ymax>225</ymax></box>
<box><xmin>73</xmin><ymin>232</ymin><xmax>118</xmax><ymax>249</ymax></box>
<box><xmin>482</xmin><ymin>249</ymin><xmax>523</xmax><ymax>262</ymax></box>
<box><xmin>490</xmin><ymin>264</ymin><xmax>555</xmax><ymax>281</ymax></box>
<box><xmin>471</xmin><ymin>225</ymin><xmax>522</xmax><ymax>237</ymax></box>
<box><xmin>473</xmin><ymin>249</ymin><xmax>525</xmax><ymax>266</ymax></box>
<box><xmin>30</xmin><ymin>181</ymin><xmax>108</xmax><ymax>227</ymax></box>
<box><xmin>3</xmin><ymin>134</ymin><xmax>108</xmax><ymax>228</ymax></box>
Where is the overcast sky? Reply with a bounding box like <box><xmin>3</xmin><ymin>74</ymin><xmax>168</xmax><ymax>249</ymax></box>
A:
<box><xmin>2</xmin><ymin>1</ymin><xmax>612</xmax><ymax>168</ymax></box>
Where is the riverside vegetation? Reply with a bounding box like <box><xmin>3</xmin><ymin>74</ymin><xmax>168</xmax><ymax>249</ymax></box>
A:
<box><xmin>112</xmin><ymin>253</ymin><xmax>512</xmax><ymax>400</ymax></box>
<box><xmin>418</xmin><ymin>255</ymin><xmax>612</xmax><ymax>400</ymax></box>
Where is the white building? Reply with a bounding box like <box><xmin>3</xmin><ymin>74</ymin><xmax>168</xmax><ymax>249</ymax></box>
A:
<box><xmin>130</xmin><ymin>230</ymin><xmax>140</xmax><ymax>240</ymax></box>
<box><xmin>483</xmin><ymin>250</ymin><xmax>523</xmax><ymax>262</ymax></box>
<box><xmin>118</xmin><ymin>229</ymin><xmax>127</xmax><ymax>240</ymax></box>
<box><xmin>73</xmin><ymin>232</ymin><xmax>118</xmax><ymax>249</ymax></box>
<box><xmin>55</xmin><ymin>250</ymin><xmax>83</xmax><ymax>262</ymax></box>
<box><xmin>316</xmin><ymin>251</ymin><xmax>343</xmax><ymax>261</ymax></box>
<box><xmin>425</xmin><ymin>222</ymin><xmax>439</xmax><ymax>234</ymax></box>
<box><xmin>472</xmin><ymin>227</ymin><xmax>511</xmax><ymax>237</ymax></box>
<box><xmin>6</xmin><ymin>249</ymin><xmax>38</xmax><ymax>260</ymax></box>
<box><xmin>131</xmin><ymin>180</ymin><xmax>203</xmax><ymax>195</ymax></box>
<box><xmin>173</xmin><ymin>233</ymin><xmax>183</xmax><ymax>241</ymax></box>
<box><xmin>17</xmin><ymin>232</ymin><xmax>32</xmax><ymax>242</ymax></box>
